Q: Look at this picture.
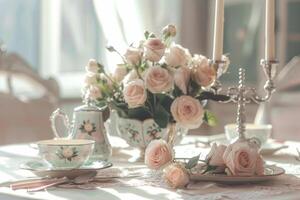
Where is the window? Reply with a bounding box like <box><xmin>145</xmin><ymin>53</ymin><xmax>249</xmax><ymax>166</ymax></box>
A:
<box><xmin>1</xmin><ymin>0</ymin><xmax>300</xmax><ymax>99</ymax></box>
<box><xmin>0</xmin><ymin>0</ymin><xmax>40</xmax><ymax>70</ymax></box>
<box><xmin>40</xmin><ymin>0</ymin><xmax>105</xmax><ymax>98</ymax></box>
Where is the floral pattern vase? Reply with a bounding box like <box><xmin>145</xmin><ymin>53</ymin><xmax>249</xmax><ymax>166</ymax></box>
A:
<box><xmin>116</xmin><ymin>115</ymin><xmax>188</xmax><ymax>160</ymax></box>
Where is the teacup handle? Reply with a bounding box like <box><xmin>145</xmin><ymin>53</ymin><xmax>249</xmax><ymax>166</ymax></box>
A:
<box><xmin>50</xmin><ymin>108</ymin><xmax>71</xmax><ymax>138</ymax></box>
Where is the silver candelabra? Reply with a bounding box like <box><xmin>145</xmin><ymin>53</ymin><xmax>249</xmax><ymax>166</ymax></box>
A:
<box><xmin>210</xmin><ymin>58</ymin><xmax>279</xmax><ymax>141</ymax></box>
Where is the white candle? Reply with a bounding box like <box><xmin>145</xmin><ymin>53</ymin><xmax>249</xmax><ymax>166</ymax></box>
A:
<box><xmin>213</xmin><ymin>0</ymin><xmax>224</xmax><ymax>61</ymax></box>
<box><xmin>265</xmin><ymin>0</ymin><xmax>275</xmax><ymax>60</ymax></box>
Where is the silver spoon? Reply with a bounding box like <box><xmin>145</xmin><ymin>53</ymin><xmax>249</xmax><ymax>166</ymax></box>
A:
<box><xmin>27</xmin><ymin>171</ymin><xmax>97</xmax><ymax>192</ymax></box>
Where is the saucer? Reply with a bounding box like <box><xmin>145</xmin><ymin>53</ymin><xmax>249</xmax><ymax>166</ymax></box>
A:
<box><xmin>20</xmin><ymin>160</ymin><xmax>113</xmax><ymax>178</ymax></box>
<box><xmin>189</xmin><ymin>165</ymin><xmax>285</xmax><ymax>183</ymax></box>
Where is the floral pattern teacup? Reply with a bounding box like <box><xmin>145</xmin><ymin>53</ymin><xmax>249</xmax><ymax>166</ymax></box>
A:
<box><xmin>37</xmin><ymin>139</ymin><xmax>95</xmax><ymax>169</ymax></box>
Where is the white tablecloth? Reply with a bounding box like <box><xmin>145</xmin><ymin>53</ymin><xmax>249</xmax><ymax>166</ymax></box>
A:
<box><xmin>0</xmin><ymin>136</ymin><xmax>300</xmax><ymax>200</ymax></box>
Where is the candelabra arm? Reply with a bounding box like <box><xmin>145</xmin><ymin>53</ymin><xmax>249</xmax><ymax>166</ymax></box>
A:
<box><xmin>209</xmin><ymin>59</ymin><xmax>228</xmax><ymax>94</ymax></box>
<box><xmin>248</xmin><ymin>59</ymin><xmax>278</xmax><ymax>104</ymax></box>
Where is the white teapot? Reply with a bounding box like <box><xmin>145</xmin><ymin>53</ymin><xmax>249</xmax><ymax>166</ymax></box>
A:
<box><xmin>50</xmin><ymin>102</ymin><xmax>111</xmax><ymax>161</ymax></box>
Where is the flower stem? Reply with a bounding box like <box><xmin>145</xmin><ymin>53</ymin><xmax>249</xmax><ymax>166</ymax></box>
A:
<box><xmin>133</xmin><ymin>64</ymin><xmax>142</xmax><ymax>79</ymax></box>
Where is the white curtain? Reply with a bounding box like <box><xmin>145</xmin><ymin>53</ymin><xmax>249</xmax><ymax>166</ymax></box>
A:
<box><xmin>93</xmin><ymin>0</ymin><xmax>181</xmax><ymax>71</ymax></box>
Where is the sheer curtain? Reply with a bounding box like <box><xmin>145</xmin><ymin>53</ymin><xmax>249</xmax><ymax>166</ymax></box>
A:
<box><xmin>93</xmin><ymin>0</ymin><xmax>181</xmax><ymax>71</ymax></box>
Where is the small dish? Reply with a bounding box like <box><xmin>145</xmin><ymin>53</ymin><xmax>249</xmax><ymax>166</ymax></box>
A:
<box><xmin>20</xmin><ymin>160</ymin><xmax>112</xmax><ymax>178</ymax></box>
<box><xmin>189</xmin><ymin>165</ymin><xmax>284</xmax><ymax>183</ymax></box>
<box><xmin>225</xmin><ymin>123</ymin><xmax>272</xmax><ymax>145</ymax></box>
<box><xmin>260</xmin><ymin>142</ymin><xmax>288</xmax><ymax>155</ymax></box>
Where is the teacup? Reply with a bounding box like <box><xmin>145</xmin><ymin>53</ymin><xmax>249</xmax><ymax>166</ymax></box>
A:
<box><xmin>225</xmin><ymin>123</ymin><xmax>272</xmax><ymax>145</ymax></box>
<box><xmin>36</xmin><ymin>139</ymin><xmax>95</xmax><ymax>169</ymax></box>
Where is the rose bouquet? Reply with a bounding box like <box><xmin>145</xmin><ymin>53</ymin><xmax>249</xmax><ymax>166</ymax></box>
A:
<box><xmin>144</xmin><ymin>138</ymin><xmax>265</xmax><ymax>189</ymax></box>
<box><xmin>82</xmin><ymin>24</ymin><xmax>230</xmax><ymax>130</ymax></box>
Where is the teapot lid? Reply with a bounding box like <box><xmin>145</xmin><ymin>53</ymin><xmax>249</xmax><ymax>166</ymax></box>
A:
<box><xmin>75</xmin><ymin>98</ymin><xmax>108</xmax><ymax>112</ymax></box>
<box><xmin>74</xmin><ymin>102</ymin><xmax>110</xmax><ymax>121</ymax></box>
<box><xmin>74</xmin><ymin>104</ymin><xmax>102</xmax><ymax>112</ymax></box>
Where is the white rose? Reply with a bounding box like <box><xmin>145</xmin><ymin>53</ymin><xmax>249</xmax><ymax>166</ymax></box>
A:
<box><xmin>113</xmin><ymin>64</ymin><xmax>127</xmax><ymax>82</ymax></box>
<box><xmin>124</xmin><ymin>47</ymin><xmax>142</xmax><ymax>66</ymax></box>
<box><xmin>123</xmin><ymin>79</ymin><xmax>147</xmax><ymax>108</ymax></box>
<box><xmin>85</xmin><ymin>59</ymin><xmax>99</xmax><ymax>73</ymax></box>
<box><xmin>144</xmin><ymin>66</ymin><xmax>173</xmax><ymax>93</ymax></box>
<box><xmin>191</xmin><ymin>54</ymin><xmax>216</xmax><ymax>87</ymax></box>
<box><xmin>171</xmin><ymin>95</ymin><xmax>204</xmax><ymax>129</ymax></box>
<box><xmin>165</xmin><ymin>44</ymin><xmax>190</xmax><ymax>67</ymax></box>
<box><xmin>162</xmin><ymin>24</ymin><xmax>177</xmax><ymax>37</ymax></box>
<box><xmin>144</xmin><ymin>38</ymin><xmax>165</xmax><ymax>62</ymax></box>
<box><xmin>174</xmin><ymin>66</ymin><xmax>190</xmax><ymax>94</ymax></box>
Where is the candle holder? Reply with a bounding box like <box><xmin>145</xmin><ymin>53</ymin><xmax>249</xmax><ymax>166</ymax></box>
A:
<box><xmin>209</xmin><ymin>59</ymin><xmax>228</xmax><ymax>94</ymax></box>
<box><xmin>211</xmin><ymin>59</ymin><xmax>279</xmax><ymax>141</ymax></box>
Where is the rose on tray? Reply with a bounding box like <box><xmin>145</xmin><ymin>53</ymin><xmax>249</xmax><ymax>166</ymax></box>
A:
<box><xmin>144</xmin><ymin>138</ymin><xmax>265</xmax><ymax>189</ymax></box>
<box><xmin>82</xmin><ymin>24</ymin><xmax>230</xmax><ymax>129</ymax></box>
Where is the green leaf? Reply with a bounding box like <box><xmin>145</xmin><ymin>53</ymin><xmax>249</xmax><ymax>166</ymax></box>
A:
<box><xmin>203</xmin><ymin>110</ymin><xmax>218</xmax><ymax>126</ymax></box>
<box><xmin>149</xmin><ymin>33</ymin><xmax>156</xmax><ymax>38</ymax></box>
<box><xmin>197</xmin><ymin>91</ymin><xmax>230</xmax><ymax>102</ymax></box>
<box><xmin>153</xmin><ymin>104</ymin><xmax>169</xmax><ymax>128</ymax></box>
<box><xmin>185</xmin><ymin>154</ymin><xmax>200</xmax><ymax>169</ymax></box>
<box><xmin>172</xmin><ymin>84</ymin><xmax>183</xmax><ymax>97</ymax></box>
<box><xmin>97</xmin><ymin>63</ymin><xmax>104</xmax><ymax>73</ymax></box>
<box><xmin>128</xmin><ymin>107</ymin><xmax>152</xmax><ymax>120</ymax></box>
<box><xmin>201</xmin><ymin>165</ymin><xmax>218</xmax><ymax>174</ymax></box>
<box><xmin>144</xmin><ymin>31</ymin><xmax>150</xmax><ymax>39</ymax></box>
<box><xmin>106</xmin><ymin>45</ymin><xmax>117</xmax><ymax>52</ymax></box>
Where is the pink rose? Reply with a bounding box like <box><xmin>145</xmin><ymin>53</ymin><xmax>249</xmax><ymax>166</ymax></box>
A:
<box><xmin>163</xmin><ymin>163</ymin><xmax>189</xmax><ymax>188</ymax></box>
<box><xmin>174</xmin><ymin>66</ymin><xmax>190</xmax><ymax>94</ymax></box>
<box><xmin>223</xmin><ymin>140</ymin><xmax>265</xmax><ymax>176</ymax></box>
<box><xmin>165</xmin><ymin>44</ymin><xmax>190</xmax><ymax>67</ymax></box>
<box><xmin>144</xmin><ymin>139</ymin><xmax>173</xmax><ymax>170</ymax></box>
<box><xmin>145</xmin><ymin>66</ymin><xmax>173</xmax><ymax>93</ymax></box>
<box><xmin>124</xmin><ymin>47</ymin><xmax>142</xmax><ymax>66</ymax></box>
<box><xmin>86</xmin><ymin>85</ymin><xmax>102</xmax><ymax>100</ymax></box>
<box><xmin>123</xmin><ymin>79</ymin><xmax>147</xmax><ymax>108</ymax></box>
<box><xmin>113</xmin><ymin>64</ymin><xmax>127</xmax><ymax>83</ymax></box>
<box><xmin>144</xmin><ymin>38</ymin><xmax>165</xmax><ymax>62</ymax></box>
<box><xmin>205</xmin><ymin>143</ymin><xmax>227</xmax><ymax>166</ymax></box>
<box><xmin>191</xmin><ymin>54</ymin><xmax>216</xmax><ymax>87</ymax></box>
<box><xmin>170</xmin><ymin>96</ymin><xmax>204</xmax><ymax>129</ymax></box>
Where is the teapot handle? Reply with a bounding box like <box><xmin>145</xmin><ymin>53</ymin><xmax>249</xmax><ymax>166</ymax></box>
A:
<box><xmin>50</xmin><ymin>108</ymin><xmax>71</xmax><ymax>138</ymax></box>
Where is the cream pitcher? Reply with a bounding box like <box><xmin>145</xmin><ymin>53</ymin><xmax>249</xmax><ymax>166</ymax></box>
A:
<box><xmin>50</xmin><ymin>102</ymin><xmax>111</xmax><ymax>161</ymax></box>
